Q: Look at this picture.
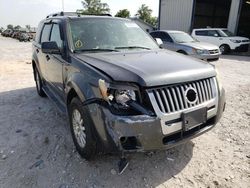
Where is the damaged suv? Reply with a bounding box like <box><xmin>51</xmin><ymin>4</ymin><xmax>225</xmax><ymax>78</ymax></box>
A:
<box><xmin>32</xmin><ymin>12</ymin><xmax>225</xmax><ymax>172</ymax></box>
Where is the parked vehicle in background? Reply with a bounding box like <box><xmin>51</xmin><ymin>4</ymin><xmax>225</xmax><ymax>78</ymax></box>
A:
<box><xmin>19</xmin><ymin>33</ymin><xmax>30</xmax><ymax>42</ymax></box>
<box><xmin>192</xmin><ymin>28</ymin><xmax>250</xmax><ymax>54</ymax></box>
<box><xmin>32</xmin><ymin>12</ymin><xmax>226</xmax><ymax>173</ymax></box>
<box><xmin>2</xmin><ymin>29</ymin><xmax>13</xmax><ymax>37</ymax></box>
<box><xmin>150</xmin><ymin>30</ymin><xmax>220</xmax><ymax>61</ymax></box>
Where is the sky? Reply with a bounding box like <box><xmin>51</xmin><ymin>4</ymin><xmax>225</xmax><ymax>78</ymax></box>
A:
<box><xmin>0</xmin><ymin>0</ymin><xmax>159</xmax><ymax>28</ymax></box>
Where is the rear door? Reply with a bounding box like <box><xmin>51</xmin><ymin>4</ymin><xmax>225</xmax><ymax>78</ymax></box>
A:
<box><xmin>45</xmin><ymin>21</ymin><xmax>65</xmax><ymax>101</ymax></box>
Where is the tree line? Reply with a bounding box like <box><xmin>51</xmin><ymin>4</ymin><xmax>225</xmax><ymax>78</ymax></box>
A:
<box><xmin>77</xmin><ymin>0</ymin><xmax>158</xmax><ymax>27</ymax></box>
<box><xmin>1</xmin><ymin>0</ymin><xmax>158</xmax><ymax>31</ymax></box>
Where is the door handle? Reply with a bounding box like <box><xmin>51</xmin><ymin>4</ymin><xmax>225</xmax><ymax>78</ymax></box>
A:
<box><xmin>36</xmin><ymin>49</ymin><xmax>39</xmax><ymax>53</ymax></box>
<box><xmin>46</xmin><ymin>55</ymin><xmax>50</xmax><ymax>61</ymax></box>
<box><xmin>219</xmin><ymin>38</ymin><xmax>223</xmax><ymax>40</ymax></box>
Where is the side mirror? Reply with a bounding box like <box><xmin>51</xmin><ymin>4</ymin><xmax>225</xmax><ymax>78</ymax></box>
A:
<box><xmin>155</xmin><ymin>38</ymin><xmax>163</xmax><ymax>46</ymax></box>
<box><xmin>213</xmin><ymin>33</ymin><xmax>219</xmax><ymax>37</ymax></box>
<box><xmin>41</xmin><ymin>41</ymin><xmax>60</xmax><ymax>54</ymax></box>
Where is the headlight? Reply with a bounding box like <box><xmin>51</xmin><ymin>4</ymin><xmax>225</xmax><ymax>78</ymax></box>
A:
<box><xmin>230</xmin><ymin>39</ymin><xmax>241</xmax><ymax>43</ymax></box>
<box><xmin>98</xmin><ymin>79</ymin><xmax>137</xmax><ymax>108</ymax></box>
<box><xmin>193</xmin><ymin>48</ymin><xmax>209</xmax><ymax>55</ymax></box>
<box><xmin>115</xmin><ymin>90</ymin><xmax>136</xmax><ymax>106</ymax></box>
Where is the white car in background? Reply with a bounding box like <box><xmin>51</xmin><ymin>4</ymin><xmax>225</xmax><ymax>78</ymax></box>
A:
<box><xmin>191</xmin><ymin>28</ymin><xmax>250</xmax><ymax>54</ymax></box>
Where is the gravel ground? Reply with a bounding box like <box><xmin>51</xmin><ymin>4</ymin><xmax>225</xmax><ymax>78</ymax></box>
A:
<box><xmin>0</xmin><ymin>36</ymin><xmax>249</xmax><ymax>188</ymax></box>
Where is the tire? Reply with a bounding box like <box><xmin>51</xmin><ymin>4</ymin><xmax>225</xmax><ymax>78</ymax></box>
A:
<box><xmin>34</xmin><ymin>68</ymin><xmax>46</xmax><ymax>97</ymax></box>
<box><xmin>69</xmin><ymin>97</ymin><xmax>97</xmax><ymax>160</ymax></box>
<box><xmin>219</xmin><ymin>44</ymin><xmax>230</xmax><ymax>55</ymax></box>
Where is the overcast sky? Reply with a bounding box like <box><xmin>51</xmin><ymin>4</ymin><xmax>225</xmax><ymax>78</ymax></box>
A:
<box><xmin>0</xmin><ymin>0</ymin><xmax>159</xmax><ymax>28</ymax></box>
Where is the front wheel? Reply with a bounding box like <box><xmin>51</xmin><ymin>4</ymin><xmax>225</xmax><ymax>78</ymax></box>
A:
<box><xmin>34</xmin><ymin>68</ymin><xmax>46</xmax><ymax>97</ymax></box>
<box><xmin>69</xmin><ymin>97</ymin><xmax>97</xmax><ymax>160</ymax></box>
<box><xmin>219</xmin><ymin>44</ymin><xmax>230</xmax><ymax>54</ymax></box>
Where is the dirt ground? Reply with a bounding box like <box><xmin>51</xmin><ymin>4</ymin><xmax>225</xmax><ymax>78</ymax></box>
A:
<box><xmin>0</xmin><ymin>36</ymin><xmax>249</xmax><ymax>188</ymax></box>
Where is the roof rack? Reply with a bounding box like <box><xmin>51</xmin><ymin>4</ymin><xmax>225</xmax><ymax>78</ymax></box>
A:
<box><xmin>46</xmin><ymin>11</ymin><xmax>112</xmax><ymax>19</ymax></box>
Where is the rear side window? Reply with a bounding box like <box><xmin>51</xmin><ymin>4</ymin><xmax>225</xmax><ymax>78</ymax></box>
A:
<box><xmin>35</xmin><ymin>22</ymin><xmax>43</xmax><ymax>42</ymax></box>
<box><xmin>151</xmin><ymin>32</ymin><xmax>173</xmax><ymax>42</ymax></box>
<box><xmin>207</xmin><ymin>30</ymin><xmax>220</xmax><ymax>37</ymax></box>
<box><xmin>40</xmin><ymin>24</ymin><xmax>52</xmax><ymax>43</ymax></box>
<box><xmin>50</xmin><ymin>24</ymin><xmax>62</xmax><ymax>49</ymax></box>
<box><xmin>195</xmin><ymin>30</ymin><xmax>208</xmax><ymax>36</ymax></box>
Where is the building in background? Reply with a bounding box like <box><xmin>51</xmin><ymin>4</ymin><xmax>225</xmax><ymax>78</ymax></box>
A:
<box><xmin>130</xmin><ymin>17</ymin><xmax>156</xmax><ymax>32</ymax></box>
<box><xmin>159</xmin><ymin>0</ymin><xmax>250</xmax><ymax>38</ymax></box>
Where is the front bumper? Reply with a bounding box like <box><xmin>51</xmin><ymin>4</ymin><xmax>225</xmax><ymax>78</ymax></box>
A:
<box><xmin>234</xmin><ymin>43</ymin><xmax>249</xmax><ymax>52</ymax></box>
<box><xmin>90</xmin><ymin>88</ymin><xmax>226</xmax><ymax>153</ymax></box>
<box><xmin>191</xmin><ymin>53</ymin><xmax>220</xmax><ymax>61</ymax></box>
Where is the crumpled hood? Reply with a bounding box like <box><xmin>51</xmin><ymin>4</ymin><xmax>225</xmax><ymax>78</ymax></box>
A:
<box><xmin>76</xmin><ymin>49</ymin><xmax>216</xmax><ymax>87</ymax></box>
<box><xmin>182</xmin><ymin>42</ymin><xmax>219</xmax><ymax>50</ymax></box>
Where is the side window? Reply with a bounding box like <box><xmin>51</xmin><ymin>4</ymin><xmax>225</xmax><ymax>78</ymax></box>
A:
<box><xmin>40</xmin><ymin>24</ymin><xmax>52</xmax><ymax>43</ymax></box>
<box><xmin>150</xmin><ymin>32</ymin><xmax>159</xmax><ymax>38</ymax></box>
<box><xmin>195</xmin><ymin>30</ymin><xmax>208</xmax><ymax>36</ymax></box>
<box><xmin>162</xmin><ymin>33</ymin><xmax>173</xmax><ymax>42</ymax></box>
<box><xmin>35</xmin><ymin>22</ymin><xmax>43</xmax><ymax>42</ymax></box>
<box><xmin>207</xmin><ymin>30</ymin><xmax>220</xmax><ymax>37</ymax></box>
<box><xmin>155</xmin><ymin>32</ymin><xmax>172</xmax><ymax>43</ymax></box>
<box><xmin>50</xmin><ymin>24</ymin><xmax>62</xmax><ymax>49</ymax></box>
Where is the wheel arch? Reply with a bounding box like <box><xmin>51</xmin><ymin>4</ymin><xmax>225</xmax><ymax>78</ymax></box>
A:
<box><xmin>177</xmin><ymin>50</ymin><xmax>188</xmax><ymax>55</ymax></box>
<box><xmin>219</xmin><ymin>43</ymin><xmax>231</xmax><ymax>50</ymax></box>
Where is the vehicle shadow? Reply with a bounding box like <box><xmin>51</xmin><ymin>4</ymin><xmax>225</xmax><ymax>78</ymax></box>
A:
<box><xmin>0</xmin><ymin>87</ymin><xmax>193</xmax><ymax>187</ymax></box>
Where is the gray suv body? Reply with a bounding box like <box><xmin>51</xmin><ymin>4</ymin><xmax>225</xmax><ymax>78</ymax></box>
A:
<box><xmin>32</xmin><ymin>12</ymin><xmax>226</xmax><ymax>161</ymax></box>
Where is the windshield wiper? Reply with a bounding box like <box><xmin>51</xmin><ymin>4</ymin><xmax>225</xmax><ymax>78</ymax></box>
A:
<box><xmin>115</xmin><ymin>46</ymin><xmax>151</xmax><ymax>50</ymax></box>
<box><xmin>74</xmin><ymin>49</ymin><xmax>119</xmax><ymax>53</ymax></box>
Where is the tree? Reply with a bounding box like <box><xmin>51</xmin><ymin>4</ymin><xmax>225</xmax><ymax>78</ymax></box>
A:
<box><xmin>7</xmin><ymin>24</ymin><xmax>13</xmax><ymax>30</ymax></box>
<box><xmin>77</xmin><ymin>0</ymin><xmax>110</xmax><ymax>14</ymax></box>
<box><xmin>115</xmin><ymin>9</ymin><xmax>130</xmax><ymax>18</ymax></box>
<box><xmin>136</xmin><ymin>4</ymin><xmax>158</xmax><ymax>27</ymax></box>
<box><xmin>14</xmin><ymin>25</ymin><xmax>21</xmax><ymax>30</ymax></box>
<box><xmin>137</xmin><ymin>4</ymin><xmax>152</xmax><ymax>23</ymax></box>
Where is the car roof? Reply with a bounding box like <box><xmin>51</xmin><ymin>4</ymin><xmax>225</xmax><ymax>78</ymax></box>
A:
<box><xmin>151</xmin><ymin>30</ymin><xmax>186</xmax><ymax>34</ymax></box>
<box><xmin>193</xmin><ymin>28</ymin><xmax>227</xmax><ymax>31</ymax></box>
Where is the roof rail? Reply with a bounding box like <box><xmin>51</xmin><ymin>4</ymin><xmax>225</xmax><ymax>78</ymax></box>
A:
<box><xmin>46</xmin><ymin>11</ymin><xmax>112</xmax><ymax>19</ymax></box>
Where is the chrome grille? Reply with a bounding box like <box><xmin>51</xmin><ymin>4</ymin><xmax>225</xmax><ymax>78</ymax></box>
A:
<box><xmin>209</xmin><ymin>49</ymin><xmax>219</xmax><ymax>54</ymax></box>
<box><xmin>149</xmin><ymin>77</ymin><xmax>216</xmax><ymax>114</ymax></box>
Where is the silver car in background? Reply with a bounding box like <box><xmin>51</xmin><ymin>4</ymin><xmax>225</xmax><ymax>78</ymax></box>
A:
<box><xmin>150</xmin><ymin>30</ymin><xmax>221</xmax><ymax>61</ymax></box>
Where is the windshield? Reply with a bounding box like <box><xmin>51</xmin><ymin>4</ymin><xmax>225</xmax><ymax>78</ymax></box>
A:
<box><xmin>168</xmin><ymin>32</ymin><xmax>196</xmax><ymax>43</ymax></box>
<box><xmin>221</xmin><ymin>29</ymin><xmax>234</xmax><ymax>37</ymax></box>
<box><xmin>69</xmin><ymin>18</ymin><xmax>159</xmax><ymax>52</ymax></box>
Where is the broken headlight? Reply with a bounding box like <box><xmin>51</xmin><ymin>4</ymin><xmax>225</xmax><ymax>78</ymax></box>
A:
<box><xmin>115</xmin><ymin>90</ymin><xmax>136</xmax><ymax>107</ymax></box>
<box><xmin>99</xmin><ymin>79</ymin><xmax>138</xmax><ymax>108</ymax></box>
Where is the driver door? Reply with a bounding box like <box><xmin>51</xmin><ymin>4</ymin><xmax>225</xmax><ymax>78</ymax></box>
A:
<box><xmin>44</xmin><ymin>22</ymin><xmax>65</xmax><ymax>102</ymax></box>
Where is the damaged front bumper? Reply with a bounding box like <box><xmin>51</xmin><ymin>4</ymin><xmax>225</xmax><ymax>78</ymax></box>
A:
<box><xmin>89</xmin><ymin>87</ymin><xmax>226</xmax><ymax>153</ymax></box>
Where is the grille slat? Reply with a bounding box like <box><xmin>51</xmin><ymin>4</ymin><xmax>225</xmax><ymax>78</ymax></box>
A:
<box><xmin>206</xmin><ymin>79</ymin><xmax>212</xmax><ymax>99</ymax></box>
<box><xmin>154</xmin><ymin>90</ymin><xmax>166</xmax><ymax>113</ymax></box>
<box><xmin>176</xmin><ymin>87</ymin><xmax>184</xmax><ymax>110</ymax></box>
<box><xmin>180</xmin><ymin>85</ymin><xmax>188</xmax><ymax>109</ymax></box>
<box><xmin>166</xmin><ymin>88</ymin><xmax>175</xmax><ymax>112</ymax></box>
<box><xmin>150</xmin><ymin>78</ymin><xmax>216</xmax><ymax>114</ymax></box>
<box><xmin>160</xmin><ymin>90</ymin><xmax>170</xmax><ymax>113</ymax></box>
<box><xmin>171</xmin><ymin>87</ymin><xmax>180</xmax><ymax>111</ymax></box>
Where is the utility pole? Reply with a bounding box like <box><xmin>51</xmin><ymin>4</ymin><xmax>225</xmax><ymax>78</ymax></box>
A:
<box><xmin>62</xmin><ymin>0</ymin><xmax>64</xmax><ymax>11</ymax></box>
